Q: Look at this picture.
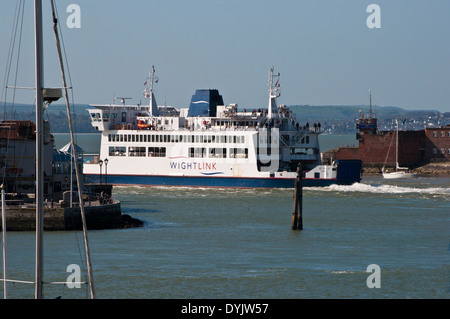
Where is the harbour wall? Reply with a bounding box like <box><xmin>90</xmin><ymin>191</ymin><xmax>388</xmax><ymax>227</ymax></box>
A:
<box><xmin>1</xmin><ymin>202</ymin><xmax>129</xmax><ymax>231</ymax></box>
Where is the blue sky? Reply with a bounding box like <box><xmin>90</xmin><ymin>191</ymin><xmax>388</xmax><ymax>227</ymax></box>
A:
<box><xmin>1</xmin><ymin>0</ymin><xmax>449</xmax><ymax>112</ymax></box>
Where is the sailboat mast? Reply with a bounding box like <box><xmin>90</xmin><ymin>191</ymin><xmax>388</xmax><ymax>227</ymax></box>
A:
<box><xmin>395</xmin><ymin>119</ymin><xmax>399</xmax><ymax>171</ymax></box>
<box><xmin>34</xmin><ymin>0</ymin><xmax>45</xmax><ymax>299</ymax></box>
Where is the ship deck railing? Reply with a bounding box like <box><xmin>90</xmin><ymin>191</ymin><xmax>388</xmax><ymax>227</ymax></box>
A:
<box><xmin>118</xmin><ymin>125</ymin><xmax>314</xmax><ymax>133</ymax></box>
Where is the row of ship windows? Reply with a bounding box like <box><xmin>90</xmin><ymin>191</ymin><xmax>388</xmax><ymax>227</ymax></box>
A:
<box><xmin>432</xmin><ymin>131</ymin><xmax>450</xmax><ymax>138</ymax></box>
<box><xmin>109</xmin><ymin>146</ymin><xmax>249</xmax><ymax>158</ymax></box>
<box><xmin>108</xmin><ymin>134</ymin><xmax>246</xmax><ymax>144</ymax></box>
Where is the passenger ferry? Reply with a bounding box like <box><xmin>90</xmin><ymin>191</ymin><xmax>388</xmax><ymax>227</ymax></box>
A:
<box><xmin>83</xmin><ymin>67</ymin><xmax>361</xmax><ymax>188</ymax></box>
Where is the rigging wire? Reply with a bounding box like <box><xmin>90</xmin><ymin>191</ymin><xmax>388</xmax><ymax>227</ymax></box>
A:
<box><xmin>1</xmin><ymin>0</ymin><xmax>22</xmax><ymax>119</ymax></box>
<box><xmin>52</xmin><ymin>0</ymin><xmax>80</xmax><ymax>142</ymax></box>
<box><xmin>1</xmin><ymin>1</ymin><xmax>92</xmax><ymax>299</ymax></box>
<box><xmin>50</xmin><ymin>0</ymin><xmax>96</xmax><ymax>299</ymax></box>
<box><xmin>1</xmin><ymin>0</ymin><xmax>29</xmax><ymax>189</ymax></box>
<box><xmin>9</xmin><ymin>0</ymin><xmax>26</xmax><ymax>121</ymax></box>
<box><xmin>50</xmin><ymin>2</ymin><xmax>89</xmax><ymax>296</ymax></box>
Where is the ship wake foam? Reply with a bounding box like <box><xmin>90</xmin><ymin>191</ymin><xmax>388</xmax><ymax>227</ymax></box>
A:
<box><xmin>306</xmin><ymin>182</ymin><xmax>450</xmax><ymax>196</ymax></box>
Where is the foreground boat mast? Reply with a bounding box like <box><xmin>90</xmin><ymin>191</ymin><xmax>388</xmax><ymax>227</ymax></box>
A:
<box><xmin>34</xmin><ymin>0</ymin><xmax>44</xmax><ymax>299</ymax></box>
<box><xmin>32</xmin><ymin>0</ymin><xmax>96</xmax><ymax>299</ymax></box>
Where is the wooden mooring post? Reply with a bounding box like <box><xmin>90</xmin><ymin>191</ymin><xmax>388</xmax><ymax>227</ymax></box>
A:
<box><xmin>291</xmin><ymin>164</ymin><xmax>303</xmax><ymax>230</ymax></box>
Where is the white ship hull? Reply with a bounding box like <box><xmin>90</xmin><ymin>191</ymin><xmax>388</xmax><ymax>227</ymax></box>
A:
<box><xmin>82</xmin><ymin>129</ymin><xmax>346</xmax><ymax>188</ymax></box>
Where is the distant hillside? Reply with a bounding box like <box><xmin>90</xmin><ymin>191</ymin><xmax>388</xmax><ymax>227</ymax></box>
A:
<box><xmin>1</xmin><ymin>103</ymin><xmax>96</xmax><ymax>133</ymax></box>
<box><xmin>1</xmin><ymin>102</ymin><xmax>445</xmax><ymax>134</ymax></box>
<box><xmin>286</xmin><ymin>104</ymin><xmax>445</xmax><ymax>134</ymax></box>
<box><xmin>288</xmin><ymin>104</ymin><xmax>440</xmax><ymax>121</ymax></box>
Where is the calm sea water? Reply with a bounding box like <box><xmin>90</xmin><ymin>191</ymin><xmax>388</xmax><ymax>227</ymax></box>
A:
<box><xmin>1</xmin><ymin>134</ymin><xmax>448</xmax><ymax>299</ymax></box>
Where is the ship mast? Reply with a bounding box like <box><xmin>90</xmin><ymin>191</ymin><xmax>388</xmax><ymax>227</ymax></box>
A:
<box><xmin>149</xmin><ymin>66</ymin><xmax>155</xmax><ymax>111</ymax></box>
<box><xmin>268</xmin><ymin>67</ymin><xmax>280</xmax><ymax>119</ymax></box>
<box><xmin>145</xmin><ymin>65</ymin><xmax>159</xmax><ymax>116</ymax></box>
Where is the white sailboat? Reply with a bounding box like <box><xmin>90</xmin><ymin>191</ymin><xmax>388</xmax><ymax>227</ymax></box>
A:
<box><xmin>382</xmin><ymin>119</ymin><xmax>417</xmax><ymax>179</ymax></box>
<box><xmin>1</xmin><ymin>0</ymin><xmax>95</xmax><ymax>299</ymax></box>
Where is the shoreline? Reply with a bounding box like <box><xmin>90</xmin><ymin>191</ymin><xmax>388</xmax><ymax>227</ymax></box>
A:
<box><xmin>362</xmin><ymin>163</ymin><xmax>450</xmax><ymax>177</ymax></box>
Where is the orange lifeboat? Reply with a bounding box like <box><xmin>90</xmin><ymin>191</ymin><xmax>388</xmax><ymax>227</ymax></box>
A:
<box><xmin>137</xmin><ymin>120</ymin><xmax>149</xmax><ymax>130</ymax></box>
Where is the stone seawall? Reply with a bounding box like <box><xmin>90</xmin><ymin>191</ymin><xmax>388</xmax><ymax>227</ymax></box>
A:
<box><xmin>362</xmin><ymin>163</ymin><xmax>450</xmax><ymax>176</ymax></box>
<box><xmin>1</xmin><ymin>202</ymin><xmax>143</xmax><ymax>231</ymax></box>
<box><xmin>64</xmin><ymin>202</ymin><xmax>122</xmax><ymax>230</ymax></box>
<box><xmin>408</xmin><ymin>163</ymin><xmax>450</xmax><ymax>176</ymax></box>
